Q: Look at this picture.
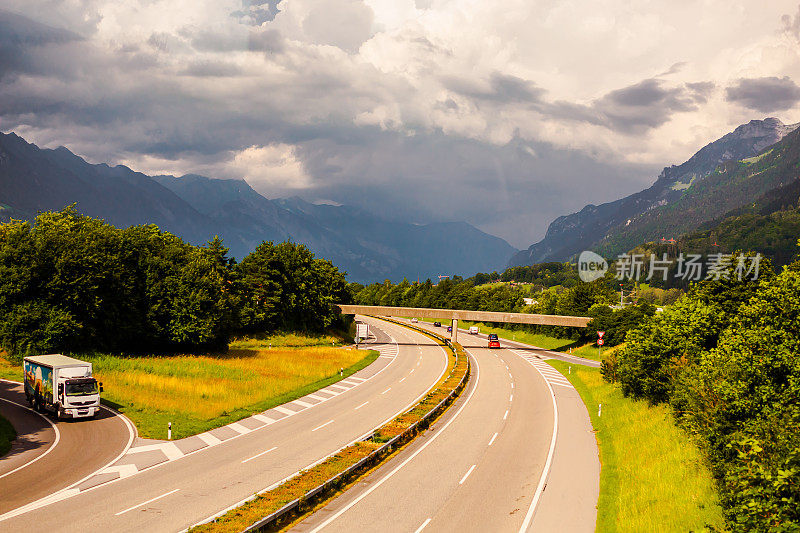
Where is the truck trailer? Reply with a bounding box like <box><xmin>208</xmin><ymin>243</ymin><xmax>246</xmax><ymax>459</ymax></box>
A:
<box><xmin>24</xmin><ymin>354</ymin><xmax>103</xmax><ymax>420</ymax></box>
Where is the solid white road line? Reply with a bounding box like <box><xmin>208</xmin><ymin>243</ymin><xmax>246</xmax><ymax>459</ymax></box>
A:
<box><xmin>488</xmin><ymin>433</ymin><xmax>498</xmax><ymax>446</ymax></box>
<box><xmin>312</xmin><ymin>420</ymin><xmax>334</xmax><ymax>432</ymax></box>
<box><xmin>241</xmin><ymin>447</ymin><xmax>278</xmax><ymax>464</ymax></box>
<box><xmin>0</xmin><ymin>395</ymin><xmax>61</xmax><ymax>481</ymax></box>
<box><xmin>414</xmin><ymin>518</ymin><xmax>432</xmax><ymax>533</ymax></box>
<box><xmin>115</xmin><ymin>488</ymin><xmax>179</xmax><ymax>516</ymax></box>
<box><xmin>518</xmin><ymin>362</ymin><xmax>559</xmax><ymax>533</ymax></box>
<box><xmin>306</xmin><ymin>350</ymin><xmax>481</xmax><ymax>533</ymax></box>
<box><xmin>354</xmin><ymin>401</ymin><xmax>369</xmax><ymax>410</ymax></box>
<box><xmin>459</xmin><ymin>464</ymin><xmax>476</xmax><ymax>484</ymax></box>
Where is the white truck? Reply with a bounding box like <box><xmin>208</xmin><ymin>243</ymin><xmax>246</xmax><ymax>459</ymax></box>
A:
<box><xmin>24</xmin><ymin>354</ymin><xmax>103</xmax><ymax>420</ymax></box>
<box><xmin>469</xmin><ymin>326</ymin><xmax>479</xmax><ymax>335</ymax></box>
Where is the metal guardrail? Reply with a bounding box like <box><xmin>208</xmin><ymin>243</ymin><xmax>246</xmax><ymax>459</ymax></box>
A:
<box><xmin>240</xmin><ymin>318</ymin><xmax>470</xmax><ymax>533</ymax></box>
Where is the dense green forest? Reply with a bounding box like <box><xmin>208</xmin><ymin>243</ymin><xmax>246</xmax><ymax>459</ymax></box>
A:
<box><xmin>608</xmin><ymin>252</ymin><xmax>800</xmax><ymax>531</ymax></box>
<box><xmin>0</xmin><ymin>208</ymin><xmax>349</xmax><ymax>361</ymax></box>
<box><xmin>351</xmin><ymin>269</ymin><xmax>657</xmax><ymax>345</ymax></box>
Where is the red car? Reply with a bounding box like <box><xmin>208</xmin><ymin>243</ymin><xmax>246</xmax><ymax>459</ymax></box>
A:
<box><xmin>488</xmin><ymin>340</ymin><xmax>501</xmax><ymax>349</ymax></box>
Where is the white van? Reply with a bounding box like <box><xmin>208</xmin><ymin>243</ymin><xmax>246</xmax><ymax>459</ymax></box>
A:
<box><xmin>469</xmin><ymin>326</ymin><xmax>479</xmax><ymax>335</ymax></box>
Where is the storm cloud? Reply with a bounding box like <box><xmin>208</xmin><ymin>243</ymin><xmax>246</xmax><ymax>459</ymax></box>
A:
<box><xmin>726</xmin><ymin>76</ymin><xmax>800</xmax><ymax>113</ymax></box>
<box><xmin>1</xmin><ymin>1</ymin><xmax>800</xmax><ymax>249</ymax></box>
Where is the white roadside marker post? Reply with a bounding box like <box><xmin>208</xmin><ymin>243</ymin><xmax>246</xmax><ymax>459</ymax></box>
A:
<box><xmin>598</xmin><ymin>404</ymin><xmax>602</xmax><ymax>417</ymax></box>
<box><xmin>168</xmin><ymin>421</ymin><xmax>172</xmax><ymax>440</ymax></box>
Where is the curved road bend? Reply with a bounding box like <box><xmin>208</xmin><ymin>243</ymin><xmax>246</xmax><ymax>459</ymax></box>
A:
<box><xmin>292</xmin><ymin>320</ymin><xmax>599</xmax><ymax>533</ymax></box>
<box><xmin>0</xmin><ymin>379</ymin><xmax>134</xmax><ymax>514</ymax></box>
<box><xmin>0</xmin><ymin>317</ymin><xmax>449</xmax><ymax>533</ymax></box>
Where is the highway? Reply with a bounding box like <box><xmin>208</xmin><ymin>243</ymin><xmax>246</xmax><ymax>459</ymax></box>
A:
<box><xmin>0</xmin><ymin>316</ymin><xmax>449</xmax><ymax>532</ymax></box>
<box><xmin>0</xmin><ymin>379</ymin><xmax>134</xmax><ymax>514</ymax></box>
<box><xmin>292</xmin><ymin>320</ymin><xmax>600</xmax><ymax>532</ymax></box>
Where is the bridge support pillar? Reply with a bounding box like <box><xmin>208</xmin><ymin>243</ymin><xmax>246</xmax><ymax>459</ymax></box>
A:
<box><xmin>451</xmin><ymin>319</ymin><xmax>458</xmax><ymax>344</ymax></box>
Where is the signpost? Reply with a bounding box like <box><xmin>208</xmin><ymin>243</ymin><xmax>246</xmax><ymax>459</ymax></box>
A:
<box><xmin>597</xmin><ymin>331</ymin><xmax>605</xmax><ymax>357</ymax></box>
<box><xmin>355</xmin><ymin>323</ymin><xmax>369</xmax><ymax>348</ymax></box>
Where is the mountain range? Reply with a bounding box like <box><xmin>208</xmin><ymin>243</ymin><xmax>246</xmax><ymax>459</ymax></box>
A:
<box><xmin>509</xmin><ymin>118</ymin><xmax>800</xmax><ymax>266</ymax></box>
<box><xmin>0</xmin><ymin>131</ymin><xmax>516</xmax><ymax>283</ymax></box>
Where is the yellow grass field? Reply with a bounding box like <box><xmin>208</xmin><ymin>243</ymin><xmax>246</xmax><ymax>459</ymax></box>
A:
<box><xmin>93</xmin><ymin>341</ymin><xmax>377</xmax><ymax>439</ymax></box>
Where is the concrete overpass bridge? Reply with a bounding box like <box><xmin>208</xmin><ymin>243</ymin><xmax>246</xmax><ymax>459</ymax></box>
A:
<box><xmin>336</xmin><ymin>304</ymin><xmax>591</xmax><ymax>343</ymax></box>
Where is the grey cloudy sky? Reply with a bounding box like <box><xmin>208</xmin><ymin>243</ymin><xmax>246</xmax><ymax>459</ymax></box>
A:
<box><xmin>2</xmin><ymin>0</ymin><xmax>800</xmax><ymax>248</ymax></box>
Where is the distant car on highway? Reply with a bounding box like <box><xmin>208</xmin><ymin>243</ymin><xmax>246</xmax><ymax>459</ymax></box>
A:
<box><xmin>488</xmin><ymin>333</ymin><xmax>498</xmax><ymax>341</ymax></box>
<box><xmin>433</xmin><ymin>321</ymin><xmax>441</xmax><ymax>327</ymax></box>
<box><xmin>488</xmin><ymin>339</ymin><xmax>501</xmax><ymax>349</ymax></box>
<box><xmin>469</xmin><ymin>326</ymin><xmax>479</xmax><ymax>335</ymax></box>
<box><xmin>411</xmin><ymin>318</ymin><xmax>418</xmax><ymax>323</ymax></box>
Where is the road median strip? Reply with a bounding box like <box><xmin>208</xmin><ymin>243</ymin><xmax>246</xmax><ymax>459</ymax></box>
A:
<box><xmin>189</xmin><ymin>317</ymin><xmax>470</xmax><ymax>533</ymax></box>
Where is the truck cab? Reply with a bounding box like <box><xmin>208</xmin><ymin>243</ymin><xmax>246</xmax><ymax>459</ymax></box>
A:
<box><xmin>24</xmin><ymin>354</ymin><xmax>103</xmax><ymax>420</ymax></box>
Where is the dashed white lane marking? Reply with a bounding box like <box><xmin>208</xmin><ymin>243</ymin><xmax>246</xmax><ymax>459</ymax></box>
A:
<box><xmin>228</xmin><ymin>422</ymin><xmax>251</xmax><ymax>434</ymax></box>
<box><xmin>115</xmin><ymin>488</ymin><xmax>179</xmax><ymax>516</ymax></box>
<box><xmin>354</xmin><ymin>401</ymin><xmax>369</xmax><ymax>410</ymax></box>
<box><xmin>329</xmin><ymin>384</ymin><xmax>350</xmax><ymax>391</ymax></box>
<box><xmin>103</xmin><ymin>464</ymin><xmax>138</xmax><ymax>478</ymax></box>
<box><xmin>511</xmin><ymin>382</ymin><xmax>514</xmax><ymax>389</ymax></box>
<box><xmin>509</xmin><ymin>394</ymin><xmax>513</xmax><ymax>402</ymax></box>
<box><xmin>410</xmin><ymin>368</ymin><xmax>415</xmax><ymax>374</ymax></box>
<box><xmin>320</xmin><ymin>388</ymin><xmax>341</xmax><ymax>396</ymax></box>
<box><xmin>381</xmin><ymin>387</ymin><xmax>391</xmax><ymax>395</ymax></box>
<box><xmin>127</xmin><ymin>443</ymin><xmax>166</xmax><ymax>454</ymax></box>
<box><xmin>307</xmin><ymin>394</ymin><xmax>327</xmax><ymax>402</ymax></box>
<box><xmin>459</xmin><ymin>464</ymin><xmax>477</xmax><ymax>484</ymax></box>
<box><xmin>340</xmin><ymin>380</ymin><xmax>360</xmax><ymax>386</ymax></box>
<box><xmin>488</xmin><ymin>433</ymin><xmax>498</xmax><ymax>446</ymax></box>
<box><xmin>399</xmin><ymin>377</ymin><xmax>406</xmax><ymax>383</ymax></box>
<box><xmin>503</xmin><ymin>410</ymin><xmax>509</xmax><ymax>420</ymax></box>
<box><xmin>414</xmin><ymin>518</ymin><xmax>432</xmax><ymax>533</ymax></box>
<box><xmin>312</xmin><ymin>420</ymin><xmax>335</xmax><ymax>432</ymax></box>
<box><xmin>348</xmin><ymin>376</ymin><xmax>366</xmax><ymax>382</ymax></box>
<box><xmin>293</xmin><ymin>400</ymin><xmax>315</xmax><ymax>408</ymax></box>
<box><xmin>253</xmin><ymin>414</ymin><xmax>276</xmax><ymax>425</ymax></box>
<box><xmin>197</xmin><ymin>432</ymin><xmax>222</xmax><ymax>446</ymax></box>
<box><xmin>162</xmin><ymin>442</ymin><xmax>183</xmax><ymax>461</ymax></box>
<box><xmin>241</xmin><ymin>446</ymin><xmax>278</xmax><ymax>464</ymax></box>
<box><xmin>274</xmin><ymin>406</ymin><xmax>297</xmax><ymax>416</ymax></box>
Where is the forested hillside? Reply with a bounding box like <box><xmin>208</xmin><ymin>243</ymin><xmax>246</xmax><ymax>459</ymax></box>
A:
<box><xmin>610</xmin><ymin>252</ymin><xmax>800</xmax><ymax>531</ymax></box>
<box><xmin>0</xmin><ymin>208</ymin><xmax>350</xmax><ymax>360</ymax></box>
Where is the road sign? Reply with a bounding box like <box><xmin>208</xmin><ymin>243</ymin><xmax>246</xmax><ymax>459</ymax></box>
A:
<box><xmin>597</xmin><ymin>338</ymin><xmax>605</xmax><ymax>346</ymax></box>
<box><xmin>356</xmin><ymin>323</ymin><xmax>368</xmax><ymax>340</ymax></box>
<box><xmin>597</xmin><ymin>331</ymin><xmax>605</xmax><ymax>338</ymax></box>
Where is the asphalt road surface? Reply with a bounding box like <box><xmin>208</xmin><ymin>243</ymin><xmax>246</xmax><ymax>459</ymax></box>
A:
<box><xmin>0</xmin><ymin>316</ymin><xmax>449</xmax><ymax>532</ymax></box>
<box><xmin>0</xmin><ymin>379</ymin><xmax>134</xmax><ymax>514</ymax></box>
<box><xmin>291</xmin><ymin>320</ymin><xmax>600</xmax><ymax>533</ymax></box>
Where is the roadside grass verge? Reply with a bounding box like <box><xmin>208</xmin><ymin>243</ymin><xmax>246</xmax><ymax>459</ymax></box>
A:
<box><xmin>0</xmin><ymin>334</ymin><xmax>378</xmax><ymax>440</ymax></box>
<box><xmin>0</xmin><ymin>350</ymin><xmax>19</xmax><ymax>382</ymax></box>
<box><xmin>548</xmin><ymin>360</ymin><xmax>724</xmax><ymax>532</ymax></box>
<box><xmin>191</xmin><ymin>320</ymin><xmax>468</xmax><ymax>533</ymax></box>
<box><xmin>0</xmin><ymin>413</ymin><xmax>15</xmax><ymax>457</ymax></box>
<box><xmin>94</xmin><ymin>341</ymin><xmax>378</xmax><ymax>440</ymax></box>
